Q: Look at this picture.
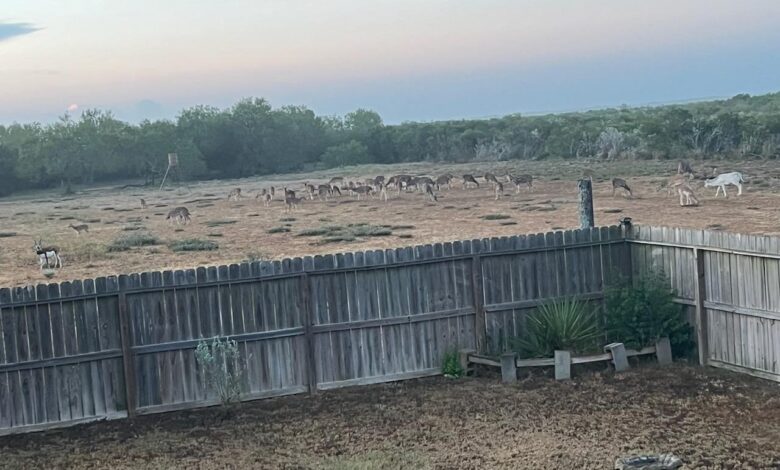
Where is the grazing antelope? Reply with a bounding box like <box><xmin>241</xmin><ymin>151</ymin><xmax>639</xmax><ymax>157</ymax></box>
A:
<box><xmin>705</xmin><ymin>172</ymin><xmax>744</xmax><ymax>197</ymax></box>
<box><xmin>330</xmin><ymin>185</ymin><xmax>342</xmax><ymax>197</ymax></box>
<box><xmin>353</xmin><ymin>185</ymin><xmax>374</xmax><ymax>200</ymax></box>
<box><xmin>69</xmin><ymin>223</ymin><xmax>89</xmax><ymax>234</ymax></box>
<box><xmin>166</xmin><ymin>206</ymin><xmax>191</xmax><ymax>225</ymax></box>
<box><xmin>423</xmin><ymin>183</ymin><xmax>438</xmax><ymax>202</ymax></box>
<box><xmin>435</xmin><ymin>174</ymin><xmax>453</xmax><ymax>190</ymax></box>
<box><xmin>494</xmin><ymin>182</ymin><xmax>504</xmax><ymax>200</ymax></box>
<box><xmin>484</xmin><ymin>172</ymin><xmax>499</xmax><ymax>187</ymax></box>
<box><xmin>317</xmin><ymin>184</ymin><xmax>332</xmax><ymax>201</ymax></box>
<box><xmin>413</xmin><ymin>176</ymin><xmax>434</xmax><ymax>191</ymax></box>
<box><xmin>677</xmin><ymin>160</ymin><xmax>694</xmax><ymax>179</ymax></box>
<box><xmin>677</xmin><ymin>183</ymin><xmax>700</xmax><ymax>206</ymax></box>
<box><xmin>283</xmin><ymin>187</ymin><xmax>296</xmax><ymax>199</ymax></box>
<box><xmin>374</xmin><ymin>175</ymin><xmax>385</xmax><ymax>186</ymax></box>
<box><xmin>33</xmin><ymin>240</ymin><xmax>62</xmax><ymax>269</ymax></box>
<box><xmin>612</xmin><ymin>178</ymin><xmax>632</xmax><ymax>198</ymax></box>
<box><xmin>328</xmin><ymin>176</ymin><xmax>344</xmax><ymax>187</ymax></box>
<box><xmin>227</xmin><ymin>187</ymin><xmax>242</xmax><ymax>201</ymax></box>
<box><xmin>510</xmin><ymin>174</ymin><xmax>533</xmax><ymax>192</ymax></box>
<box><xmin>462</xmin><ymin>174</ymin><xmax>479</xmax><ymax>189</ymax></box>
<box><xmin>140</xmin><ymin>198</ymin><xmax>147</xmax><ymax>209</ymax></box>
<box><xmin>262</xmin><ymin>192</ymin><xmax>272</xmax><ymax>206</ymax></box>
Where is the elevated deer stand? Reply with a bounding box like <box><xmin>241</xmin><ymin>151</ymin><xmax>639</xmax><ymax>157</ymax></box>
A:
<box><xmin>159</xmin><ymin>153</ymin><xmax>179</xmax><ymax>191</ymax></box>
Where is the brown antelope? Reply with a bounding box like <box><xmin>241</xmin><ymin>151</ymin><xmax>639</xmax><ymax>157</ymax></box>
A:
<box><xmin>494</xmin><ymin>182</ymin><xmax>504</xmax><ymax>200</ymax></box>
<box><xmin>353</xmin><ymin>185</ymin><xmax>374</xmax><ymax>200</ymax></box>
<box><xmin>612</xmin><ymin>178</ymin><xmax>632</xmax><ymax>198</ymax></box>
<box><xmin>378</xmin><ymin>182</ymin><xmax>389</xmax><ymax>202</ymax></box>
<box><xmin>462</xmin><ymin>174</ymin><xmax>479</xmax><ymax>189</ymax></box>
<box><xmin>33</xmin><ymin>239</ymin><xmax>62</xmax><ymax>269</ymax></box>
<box><xmin>316</xmin><ymin>184</ymin><xmax>332</xmax><ymax>201</ymax></box>
<box><xmin>328</xmin><ymin>176</ymin><xmax>344</xmax><ymax>187</ymax></box>
<box><xmin>140</xmin><ymin>198</ymin><xmax>147</xmax><ymax>209</ymax></box>
<box><xmin>227</xmin><ymin>187</ymin><xmax>242</xmax><ymax>201</ymax></box>
<box><xmin>423</xmin><ymin>183</ymin><xmax>438</xmax><ymax>202</ymax></box>
<box><xmin>665</xmin><ymin>175</ymin><xmax>687</xmax><ymax>196</ymax></box>
<box><xmin>435</xmin><ymin>174</ymin><xmax>453</xmax><ymax>190</ymax></box>
<box><xmin>413</xmin><ymin>176</ymin><xmax>434</xmax><ymax>191</ymax></box>
<box><xmin>284</xmin><ymin>195</ymin><xmax>302</xmax><ymax>212</ymax></box>
<box><xmin>166</xmin><ymin>206</ymin><xmax>191</xmax><ymax>225</ymax></box>
<box><xmin>69</xmin><ymin>223</ymin><xmax>89</xmax><ymax>234</ymax></box>
<box><xmin>510</xmin><ymin>174</ymin><xmax>533</xmax><ymax>192</ymax></box>
<box><xmin>484</xmin><ymin>172</ymin><xmax>499</xmax><ymax>187</ymax></box>
<box><xmin>677</xmin><ymin>183</ymin><xmax>700</xmax><ymax>206</ymax></box>
<box><xmin>304</xmin><ymin>182</ymin><xmax>316</xmax><ymax>200</ymax></box>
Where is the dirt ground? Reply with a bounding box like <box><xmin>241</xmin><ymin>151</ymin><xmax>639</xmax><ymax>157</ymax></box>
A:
<box><xmin>0</xmin><ymin>364</ymin><xmax>777</xmax><ymax>469</ymax></box>
<box><xmin>3</xmin><ymin>159</ymin><xmax>780</xmax><ymax>287</ymax></box>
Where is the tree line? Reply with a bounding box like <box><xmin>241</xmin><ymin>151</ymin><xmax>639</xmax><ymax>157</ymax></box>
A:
<box><xmin>1</xmin><ymin>92</ymin><xmax>779</xmax><ymax>196</ymax></box>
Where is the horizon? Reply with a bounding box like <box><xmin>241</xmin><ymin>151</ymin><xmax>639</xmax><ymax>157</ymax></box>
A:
<box><xmin>2</xmin><ymin>0</ymin><xmax>780</xmax><ymax>125</ymax></box>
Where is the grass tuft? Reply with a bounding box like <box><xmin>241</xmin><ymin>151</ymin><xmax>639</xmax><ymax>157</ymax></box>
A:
<box><xmin>107</xmin><ymin>232</ymin><xmax>161</xmax><ymax>252</ymax></box>
<box><xmin>168</xmin><ymin>239</ymin><xmax>219</xmax><ymax>252</ymax></box>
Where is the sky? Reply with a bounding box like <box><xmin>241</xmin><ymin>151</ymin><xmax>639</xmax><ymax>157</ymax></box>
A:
<box><xmin>1</xmin><ymin>0</ymin><xmax>780</xmax><ymax>125</ymax></box>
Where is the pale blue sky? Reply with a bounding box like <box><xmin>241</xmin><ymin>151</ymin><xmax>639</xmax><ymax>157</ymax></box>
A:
<box><xmin>1</xmin><ymin>0</ymin><xmax>779</xmax><ymax>124</ymax></box>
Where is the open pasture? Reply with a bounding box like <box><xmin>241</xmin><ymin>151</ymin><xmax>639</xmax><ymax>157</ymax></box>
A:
<box><xmin>2</xmin><ymin>159</ymin><xmax>780</xmax><ymax>287</ymax></box>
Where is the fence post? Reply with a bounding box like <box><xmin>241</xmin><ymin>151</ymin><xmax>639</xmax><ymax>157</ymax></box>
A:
<box><xmin>578</xmin><ymin>179</ymin><xmax>595</xmax><ymax>229</ymax></box>
<box><xmin>301</xmin><ymin>272</ymin><xmax>318</xmax><ymax>395</ymax></box>
<box><xmin>117</xmin><ymin>285</ymin><xmax>138</xmax><ymax>418</ymax></box>
<box><xmin>693</xmin><ymin>248</ymin><xmax>709</xmax><ymax>366</ymax></box>
<box><xmin>471</xmin><ymin>255</ymin><xmax>486</xmax><ymax>353</ymax></box>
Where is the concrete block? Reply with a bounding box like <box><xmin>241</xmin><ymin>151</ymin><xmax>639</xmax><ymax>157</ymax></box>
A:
<box><xmin>655</xmin><ymin>337</ymin><xmax>673</xmax><ymax>366</ymax></box>
<box><xmin>501</xmin><ymin>352</ymin><xmax>517</xmax><ymax>384</ymax></box>
<box><xmin>605</xmin><ymin>342</ymin><xmax>630</xmax><ymax>372</ymax></box>
<box><xmin>554</xmin><ymin>350</ymin><xmax>571</xmax><ymax>380</ymax></box>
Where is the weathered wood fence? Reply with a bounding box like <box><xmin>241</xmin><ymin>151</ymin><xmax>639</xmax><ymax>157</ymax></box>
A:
<box><xmin>1</xmin><ymin>223</ymin><xmax>778</xmax><ymax>435</ymax></box>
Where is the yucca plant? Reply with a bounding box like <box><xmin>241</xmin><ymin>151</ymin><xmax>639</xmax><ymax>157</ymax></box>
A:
<box><xmin>513</xmin><ymin>298</ymin><xmax>601</xmax><ymax>358</ymax></box>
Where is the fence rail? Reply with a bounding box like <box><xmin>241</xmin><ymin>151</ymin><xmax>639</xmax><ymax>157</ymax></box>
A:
<box><xmin>1</xmin><ymin>223</ymin><xmax>778</xmax><ymax>435</ymax></box>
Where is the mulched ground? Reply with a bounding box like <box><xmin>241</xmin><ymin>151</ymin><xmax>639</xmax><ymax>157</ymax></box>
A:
<box><xmin>1</xmin><ymin>364</ymin><xmax>778</xmax><ymax>469</ymax></box>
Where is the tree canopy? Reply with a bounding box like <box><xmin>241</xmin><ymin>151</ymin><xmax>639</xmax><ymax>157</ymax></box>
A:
<box><xmin>1</xmin><ymin>92</ymin><xmax>779</xmax><ymax>196</ymax></box>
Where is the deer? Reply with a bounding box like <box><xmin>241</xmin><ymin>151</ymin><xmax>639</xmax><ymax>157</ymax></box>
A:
<box><xmin>510</xmin><ymin>174</ymin><xmax>533</xmax><ymax>192</ymax></box>
<box><xmin>435</xmin><ymin>174</ymin><xmax>453</xmax><ymax>190</ymax></box>
<box><xmin>261</xmin><ymin>192</ymin><xmax>272</xmax><ymax>206</ymax></box>
<box><xmin>353</xmin><ymin>185</ymin><xmax>374</xmax><ymax>200</ymax></box>
<box><xmin>284</xmin><ymin>194</ymin><xmax>302</xmax><ymax>212</ymax></box>
<box><xmin>677</xmin><ymin>160</ymin><xmax>694</xmax><ymax>179</ymax></box>
<box><xmin>462</xmin><ymin>174</ymin><xmax>479</xmax><ymax>189</ymax></box>
<box><xmin>316</xmin><ymin>184</ymin><xmax>332</xmax><ymax>201</ymax></box>
<box><xmin>612</xmin><ymin>178</ymin><xmax>632</xmax><ymax>198</ymax></box>
<box><xmin>227</xmin><ymin>187</ymin><xmax>242</xmax><ymax>201</ymax></box>
<box><xmin>664</xmin><ymin>175</ymin><xmax>688</xmax><ymax>196</ymax></box>
<box><xmin>166</xmin><ymin>206</ymin><xmax>191</xmax><ymax>225</ymax></box>
<box><xmin>484</xmin><ymin>172</ymin><xmax>500</xmax><ymax>187</ymax></box>
<box><xmin>704</xmin><ymin>172</ymin><xmax>745</xmax><ymax>197</ymax></box>
<box><xmin>140</xmin><ymin>198</ymin><xmax>147</xmax><ymax>209</ymax></box>
<box><xmin>423</xmin><ymin>183</ymin><xmax>438</xmax><ymax>202</ymax></box>
<box><xmin>377</xmin><ymin>182</ymin><xmax>389</xmax><ymax>202</ymax></box>
<box><xmin>283</xmin><ymin>187</ymin><xmax>296</xmax><ymax>200</ymax></box>
<box><xmin>413</xmin><ymin>176</ymin><xmax>434</xmax><ymax>192</ymax></box>
<box><xmin>33</xmin><ymin>239</ymin><xmax>62</xmax><ymax>269</ymax></box>
<box><xmin>677</xmin><ymin>183</ymin><xmax>700</xmax><ymax>206</ymax></box>
<box><xmin>304</xmin><ymin>182</ymin><xmax>317</xmax><ymax>200</ymax></box>
<box><xmin>494</xmin><ymin>181</ymin><xmax>504</xmax><ymax>200</ymax></box>
<box><xmin>328</xmin><ymin>176</ymin><xmax>344</xmax><ymax>188</ymax></box>
<box><xmin>69</xmin><ymin>223</ymin><xmax>89</xmax><ymax>235</ymax></box>
<box><xmin>270</xmin><ymin>186</ymin><xmax>276</xmax><ymax>199</ymax></box>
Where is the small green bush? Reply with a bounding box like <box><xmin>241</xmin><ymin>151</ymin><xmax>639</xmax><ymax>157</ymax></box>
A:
<box><xmin>205</xmin><ymin>220</ymin><xmax>237</xmax><ymax>227</ymax></box>
<box><xmin>481</xmin><ymin>214</ymin><xmax>511</xmax><ymax>220</ymax></box>
<box><xmin>195</xmin><ymin>337</ymin><xmax>245</xmax><ymax>406</ymax></box>
<box><xmin>297</xmin><ymin>228</ymin><xmax>330</xmax><ymax>237</ymax></box>
<box><xmin>169</xmin><ymin>238</ymin><xmax>219</xmax><ymax>252</ymax></box>
<box><xmin>107</xmin><ymin>232</ymin><xmax>161</xmax><ymax>252</ymax></box>
<box><xmin>441</xmin><ymin>350</ymin><xmax>464</xmax><ymax>378</ymax></box>
<box><xmin>604</xmin><ymin>272</ymin><xmax>694</xmax><ymax>357</ymax></box>
<box><xmin>267</xmin><ymin>227</ymin><xmax>291</xmax><ymax>233</ymax></box>
<box><xmin>512</xmin><ymin>298</ymin><xmax>600</xmax><ymax>358</ymax></box>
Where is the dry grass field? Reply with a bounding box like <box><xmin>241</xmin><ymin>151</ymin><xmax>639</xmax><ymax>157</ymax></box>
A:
<box><xmin>0</xmin><ymin>365</ymin><xmax>778</xmax><ymax>469</ymax></box>
<box><xmin>2</xmin><ymin>159</ymin><xmax>780</xmax><ymax>287</ymax></box>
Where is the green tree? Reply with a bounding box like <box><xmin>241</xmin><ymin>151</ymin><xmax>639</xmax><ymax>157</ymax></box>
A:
<box><xmin>320</xmin><ymin>140</ymin><xmax>372</xmax><ymax>167</ymax></box>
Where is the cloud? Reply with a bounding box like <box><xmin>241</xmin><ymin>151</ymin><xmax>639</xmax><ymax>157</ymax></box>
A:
<box><xmin>0</xmin><ymin>22</ymin><xmax>40</xmax><ymax>43</ymax></box>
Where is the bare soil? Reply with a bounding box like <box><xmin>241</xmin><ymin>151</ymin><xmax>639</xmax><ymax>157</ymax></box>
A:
<box><xmin>3</xmin><ymin>159</ymin><xmax>780</xmax><ymax>287</ymax></box>
<box><xmin>0</xmin><ymin>364</ymin><xmax>778</xmax><ymax>469</ymax></box>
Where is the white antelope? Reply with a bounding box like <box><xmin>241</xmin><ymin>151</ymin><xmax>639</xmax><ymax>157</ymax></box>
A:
<box><xmin>34</xmin><ymin>240</ymin><xmax>62</xmax><ymax>269</ymax></box>
<box><xmin>704</xmin><ymin>172</ymin><xmax>745</xmax><ymax>197</ymax></box>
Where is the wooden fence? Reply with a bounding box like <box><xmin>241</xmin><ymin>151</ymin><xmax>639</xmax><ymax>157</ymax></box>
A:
<box><xmin>3</xmin><ymin>223</ymin><xmax>778</xmax><ymax>435</ymax></box>
<box><xmin>0</xmin><ymin>225</ymin><xmax>627</xmax><ymax>434</ymax></box>
<box><xmin>629</xmin><ymin>225</ymin><xmax>780</xmax><ymax>383</ymax></box>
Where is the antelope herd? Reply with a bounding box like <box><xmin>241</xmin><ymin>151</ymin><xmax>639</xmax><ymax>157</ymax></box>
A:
<box><xmin>30</xmin><ymin>161</ymin><xmax>749</xmax><ymax>274</ymax></box>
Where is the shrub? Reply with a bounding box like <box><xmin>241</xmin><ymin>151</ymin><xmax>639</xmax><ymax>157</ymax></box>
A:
<box><xmin>107</xmin><ymin>232</ymin><xmax>161</xmax><ymax>252</ymax></box>
<box><xmin>169</xmin><ymin>238</ymin><xmax>219</xmax><ymax>252</ymax></box>
<box><xmin>512</xmin><ymin>298</ymin><xmax>600</xmax><ymax>358</ymax></box>
<box><xmin>267</xmin><ymin>227</ymin><xmax>290</xmax><ymax>234</ymax></box>
<box><xmin>481</xmin><ymin>214</ymin><xmax>511</xmax><ymax>220</ymax></box>
<box><xmin>441</xmin><ymin>350</ymin><xmax>464</xmax><ymax>378</ymax></box>
<box><xmin>604</xmin><ymin>272</ymin><xmax>694</xmax><ymax>357</ymax></box>
<box><xmin>195</xmin><ymin>337</ymin><xmax>245</xmax><ymax>406</ymax></box>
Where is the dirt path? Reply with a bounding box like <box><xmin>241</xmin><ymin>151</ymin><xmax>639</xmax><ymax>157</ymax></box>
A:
<box><xmin>0</xmin><ymin>365</ymin><xmax>777</xmax><ymax>469</ymax></box>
